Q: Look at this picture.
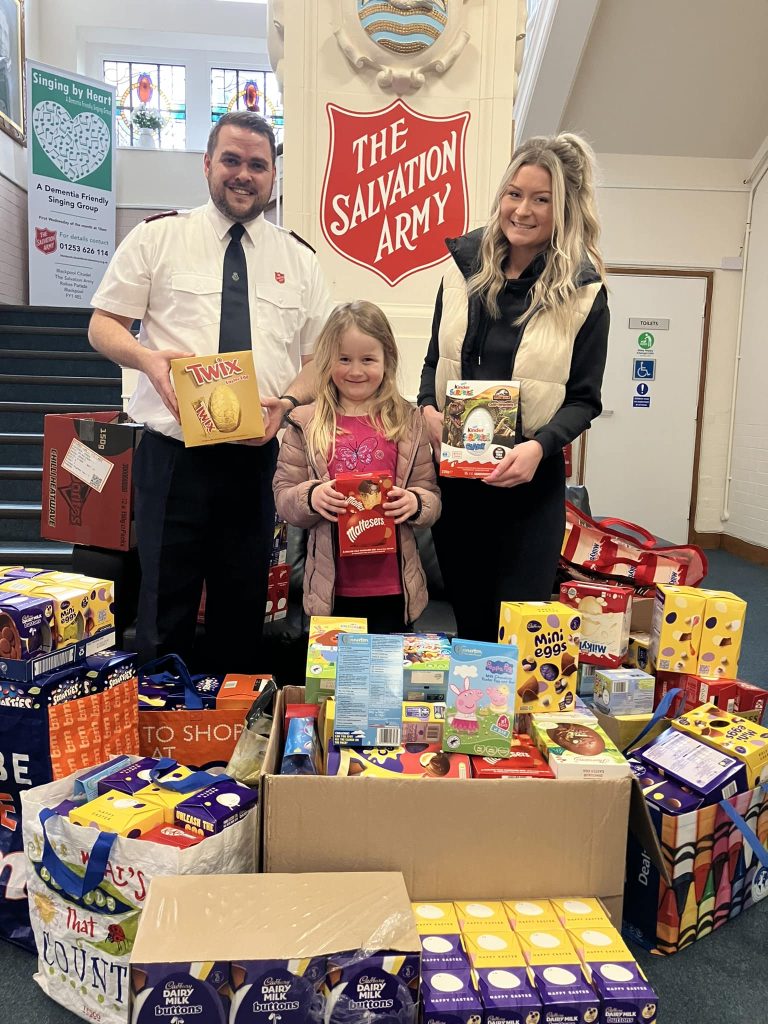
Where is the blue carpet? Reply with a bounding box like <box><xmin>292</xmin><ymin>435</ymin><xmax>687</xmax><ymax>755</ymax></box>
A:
<box><xmin>1</xmin><ymin>548</ymin><xmax>767</xmax><ymax>1023</ymax></box>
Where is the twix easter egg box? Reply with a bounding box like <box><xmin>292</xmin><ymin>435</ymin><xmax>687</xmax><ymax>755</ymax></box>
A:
<box><xmin>170</xmin><ymin>350</ymin><xmax>265</xmax><ymax>447</ymax></box>
<box><xmin>498</xmin><ymin>601</ymin><xmax>580</xmax><ymax>714</ymax></box>
<box><xmin>649</xmin><ymin>585</ymin><xmax>706</xmax><ymax>673</ymax></box>
<box><xmin>696</xmin><ymin>590</ymin><xmax>746</xmax><ymax>678</ymax></box>
<box><xmin>336</xmin><ymin>471</ymin><xmax>397</xmax><ymax>557</ymax></box>
<box><xmin>559</xmin><ymin>581</ymin><xmax>633</xmax><ymax>667</ymax></box>
<box><xmin>443</xmin><ymin>639</ymin><xmax>518</xmax><ymax>757</ymax></box>
<box><xmin>440</xmin><ymin>379</ymin><xmax>520</xmax><ymax>479</ymax></box>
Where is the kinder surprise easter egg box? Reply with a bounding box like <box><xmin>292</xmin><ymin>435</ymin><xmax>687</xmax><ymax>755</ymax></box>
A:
<box><xmin>442</xmin><ymin>639</ymin><xmax>518</xmax><ymax>757</ymax></box>
<box><xmin>335</xmin><ymin>471</ymin><xmax>397</xmax><ymax>557</ymax></box>
<box><xmin>440</xmin><ymin>380</ymin><xmax>520</xmax><ymax>478</ymax></box>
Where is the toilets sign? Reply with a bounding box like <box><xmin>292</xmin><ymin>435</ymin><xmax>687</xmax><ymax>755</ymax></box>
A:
<box><xmin>321</xmin><ymin>100</ymin><xmax>470</xmax><ymax>286</ymax></box>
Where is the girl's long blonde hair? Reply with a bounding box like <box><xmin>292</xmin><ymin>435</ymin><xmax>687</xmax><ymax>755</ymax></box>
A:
<box><xmin>306</xmin><ymin>301</ymin><xmax>412</xmax><ymax>462</ymax></box>
<box><xmin>467</xmin><ymin>132</ymin><xmax>605</xmax><ymax>329</ymax></box>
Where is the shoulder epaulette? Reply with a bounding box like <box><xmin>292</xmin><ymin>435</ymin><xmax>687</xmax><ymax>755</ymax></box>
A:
<box><xmin>289</xmin><ymin>230</ymin><xmax>316</xmax><ymax>253</ymax></box>
<box><xmin>143</xmin><ymin>210</ymin><xmax>179</xmax><ymax>223</ymax></box>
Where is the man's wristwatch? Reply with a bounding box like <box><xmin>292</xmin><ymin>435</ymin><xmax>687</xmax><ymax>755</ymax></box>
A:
<box><xmin>279</xmin><ymin>394</ymin><xmax>300</xmax><ymax>424</ymax></box>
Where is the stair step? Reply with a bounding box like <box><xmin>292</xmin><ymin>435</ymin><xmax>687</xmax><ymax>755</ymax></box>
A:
<box><xmin>0</xmin><ymin>327</ymin><xmax>95</xmax><ymax>353</ymax></box>
<box><xmin>3</xmin><ymin>347</ymin><xmax>109</xmax><ymax>361</ymax></box>
<box><xmin>0</xmin><ymin>434</ymin><xmax>44</xmax><ymax>465</ymax></box>
<box><xmin>0</xmin><ymin>402</ymin><xmax>121</xmax><ymax>435</ymax></box>
<box><xmin>0</xmin><ymin>305</ymin><xmax>91</xmax><ymax>330</ymax></box>
<box><xmin>0</xmin><ymin>500</ymin><xmax>41</xmax><ymax>518</ymax></box>
<box><xmin>0</xmin><ymin>373</ymin><xmax>120</xmax><ymax>387</ymax></box>
<box><xmin>0</xmin><ymin>465</ymin><xmax>42</xmax><ymax>479</ymax></box>
<box><xmin>0</xmin><ymin>467</ymin><xmax>42</xmax><ymax>501</ymax></box>
<box><xmin>0</xmin><ymin>501</ymin><xmax>43</xmax><ymax>541</ymax></box>
<box><xmin>0</xmin><ymin>539</ymin><xmax>74</xmax><ymax>569</ymax></box>
<box><xmin>0</xmin><ymin>401</ymin><xmax>121</xmax><ymax>413</ymax></box>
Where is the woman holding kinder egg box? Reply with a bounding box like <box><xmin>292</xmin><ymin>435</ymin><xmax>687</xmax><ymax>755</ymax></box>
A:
<box><xmin>274</xmin><ymin>301</ymin><xmax>441</xmax><ymax>633</ymax></box>
<box><xmin>418</xmin><ymin>133</ymin><xmax>610</xmax><ymax>641</ymax></box>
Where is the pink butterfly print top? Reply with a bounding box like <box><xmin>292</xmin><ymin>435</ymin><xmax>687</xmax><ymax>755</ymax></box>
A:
<box><xmin>329</xmin><ymin>415</ymin><xmax>402</xmax><ymax>597</ymax></box>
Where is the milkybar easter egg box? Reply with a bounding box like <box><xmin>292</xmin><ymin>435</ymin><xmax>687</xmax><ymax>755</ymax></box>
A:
<box><xmin>559</xmin><ymin>581</ymin><xmax>633</xmax><ymax>668</ymax></box>
<box><xmin>171</xmin><ymin>350</ymin><xmax>264</xmax><ymax>447</ymax></box>
<box><xmin>336</xmin><ymin>471</ymin><xmax>396</xmax><ymax>557</ymax></box>
<box><xmin>649</xmin><ymin>585</ymin><xmax>706</xmax><ymax>673</ymax></box>
<box><xmin>695</xmin><ymin>590</ymin><xmax>747</xmax><ymax>678</ymax></box>
<box><xmin>498</xmin><ymin>601</ymin><xmax>580</xmax><ymax>714</ymax></box>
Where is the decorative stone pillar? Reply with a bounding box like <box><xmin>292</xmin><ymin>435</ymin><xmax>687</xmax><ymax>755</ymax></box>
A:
<box><xmin>268</xmin><ymin>0</ymin><xmax>526</xmax><ymax>393</ymax></box>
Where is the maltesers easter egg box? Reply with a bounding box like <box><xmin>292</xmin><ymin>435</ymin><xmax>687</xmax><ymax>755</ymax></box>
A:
<box><xmin>440</xmin><ymin>380</ymin><xmax>520</xmax><ymax>478</ymax></box>
<box><xmin>336</xmin><ymin>471</ymin><xmax>396</xmax><ymax>557</ymax></box>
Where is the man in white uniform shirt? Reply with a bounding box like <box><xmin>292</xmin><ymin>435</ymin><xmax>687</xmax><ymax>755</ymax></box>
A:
<box><xmin>90</xmin><ymin>111</ymin><xmax>332</xmax><ymax>670</ymax></box>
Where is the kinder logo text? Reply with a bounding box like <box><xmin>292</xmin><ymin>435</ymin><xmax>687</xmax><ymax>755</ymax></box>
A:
<box><xmin>184</xmin><ymin>357</ymin><xmax>242</xmax><ymax>387</ymax></box>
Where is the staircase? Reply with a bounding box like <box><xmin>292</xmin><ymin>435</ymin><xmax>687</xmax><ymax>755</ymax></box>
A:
<box><xmin>0</xmin><ymin>305</ymin><xmax>123</xmax><ymax>570</ymax></box>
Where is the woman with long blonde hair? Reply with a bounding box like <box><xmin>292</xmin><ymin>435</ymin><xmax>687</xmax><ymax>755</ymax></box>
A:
<box><xmin>418</xmin><ymin>132</ymin><xmax>609</xmax><ymax>641</ymax></box>
<box><xmin>274</xmin><ymin>301</ymin><xmax>441</xmax><ymax>632</ymax></box>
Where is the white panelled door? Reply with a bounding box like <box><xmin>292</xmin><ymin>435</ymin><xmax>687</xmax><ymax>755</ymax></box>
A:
<box><xmin>583</xmin><ymin>272</ymin><xmax>708</xmax><ymax>544</ymax></box>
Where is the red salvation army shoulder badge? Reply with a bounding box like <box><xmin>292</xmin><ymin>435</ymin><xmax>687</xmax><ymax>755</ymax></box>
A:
<box><xmin>35</xmin><ymin>228</ymin><xmax>58</xmax><ymax>255</ymax></box>
<box><xmin>321</xmin><ymin>100</ymin><xmax>470</xmax><ymax>286</ymax></box>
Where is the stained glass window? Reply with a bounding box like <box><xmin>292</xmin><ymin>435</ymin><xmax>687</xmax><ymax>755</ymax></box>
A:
<box><xmin>103</xmin><ymin>61</ymin><xmax>187</xmax><ymax>149</ymax></box>
<box><xmin>210</xmin><ymin>69</ymin><xmax>284</xmax><ymax>147</ymax></box>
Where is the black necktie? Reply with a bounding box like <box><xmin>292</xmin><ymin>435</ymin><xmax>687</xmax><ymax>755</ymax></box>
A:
<box><xmin>219</xmin><ymin>223</ymin><xmax>250</xmax><ymax>353</ymax></box>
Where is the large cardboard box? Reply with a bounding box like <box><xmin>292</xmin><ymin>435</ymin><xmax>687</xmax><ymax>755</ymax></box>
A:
<box><xmin>42</xmin><ymin>412</ymin><xmax>141</xmax><ymax>551</ymax></box>
<box><xmin>260</xmin><ymin>687</ymin><xmax>633</xmax><ymax>923</ymax></box>
<box><xmin>130</xmin><ymin>872</ymin><xmax>420</xmax><ymax>1020</ymax></box>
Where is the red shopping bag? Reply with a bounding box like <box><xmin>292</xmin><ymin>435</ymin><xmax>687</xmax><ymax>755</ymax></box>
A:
<box><xmin>561</xmin><ymin>502</ymin><xmax>708</xmax><ymax>589</ymax></box>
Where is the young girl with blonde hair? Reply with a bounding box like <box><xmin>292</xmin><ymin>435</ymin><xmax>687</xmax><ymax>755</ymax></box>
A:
<box><xmin>418</xmin><ymin>132</ymin><xmax>609</xmax><ymax>641</ymax></box>
<box><xmin>274</xmin><ymin>300</ymin><xmax>441</xmax><ymax>632</ymax></box>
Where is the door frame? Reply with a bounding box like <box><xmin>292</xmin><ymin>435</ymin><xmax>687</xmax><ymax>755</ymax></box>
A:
<box><xmin>577</xmin><ymin>266</ymin><xmax>714</xmax><ymax>544</ymax></box>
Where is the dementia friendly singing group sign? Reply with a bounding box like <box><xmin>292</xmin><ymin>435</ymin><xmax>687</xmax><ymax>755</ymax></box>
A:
<box><xmin>26</xmin><ymin>59</ymin><xmax>116</xmax><ymax>307</ymax></box>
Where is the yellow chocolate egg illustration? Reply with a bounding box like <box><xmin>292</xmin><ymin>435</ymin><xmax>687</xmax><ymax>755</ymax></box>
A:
<box><xmin>208</xmin><ymin>384</ymin><xmax>241</xmax><ymax>432</ymax></box>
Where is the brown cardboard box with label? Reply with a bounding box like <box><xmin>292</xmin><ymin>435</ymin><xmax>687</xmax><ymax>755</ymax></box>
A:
<box><xmin>259</xmin><ymin>687</ymin><xmax>633</xmax><ymax>924</ymax></box>
<box><xmin>41</xmin><ymin>412</ymin><xmax>141</xmax><ymax>551</ymax></box>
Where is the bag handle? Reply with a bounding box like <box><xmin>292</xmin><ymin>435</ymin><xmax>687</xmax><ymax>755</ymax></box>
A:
<box><xmin>621</xmin><ymin>688</ymin><xmax>684</xmax><ymax>756</ymax></box>
<box><xmin>139</xmin><ymin>653</ymin><xmax>204</xmax><ymax>711</ymax></box>
<box><xmin>719</xmin><ymin>784</ymin><xmax>768</xmax><ymax>871</ymax></box>
<box><xmin>598</xmin><ymin>517</ymin><xmax>658</xmax><ymax>549</ymax></box>
<box><xmin>39</xmin><ymin>808</ymin><xmax>117</xmax><ymax>899</ymax></box>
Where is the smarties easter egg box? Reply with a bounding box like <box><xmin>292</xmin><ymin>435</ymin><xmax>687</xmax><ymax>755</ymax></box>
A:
<box><xmin>259</xmin><ymin>687</ymin><xmax>635</xmax><ymax>924</ymax></box>
<box><xmin>440</xmin><ymin>380</ymin><xmax>520</xmax><ymax>479</ymax></box>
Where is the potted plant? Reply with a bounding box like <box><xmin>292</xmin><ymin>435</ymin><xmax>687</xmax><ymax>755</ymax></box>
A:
<box><xmin>132</xmin><ymin>106</ymin><xmax>163</xmax><ymax>148</ymax></box>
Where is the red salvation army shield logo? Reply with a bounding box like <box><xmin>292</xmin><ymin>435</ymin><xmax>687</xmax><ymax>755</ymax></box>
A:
<box><xmin>35</xmin><ymin>228</ymin><xmax>57</xmax><ymax>255</ymax></box>
<box><xmin>321</xmin><ymin>100</ymin><xmax>470</xmax><ymax>286</ymax></box>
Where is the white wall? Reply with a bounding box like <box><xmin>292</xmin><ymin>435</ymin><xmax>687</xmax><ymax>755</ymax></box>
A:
<box><xmin>594</xmin><ymin>153</ymin><xmax>750</xmax><ymax>536</ymax></box>
<box><xmin>725</xmin><ymin>170</ymin><xmax>768</xmax><ymax>546</ymax></box>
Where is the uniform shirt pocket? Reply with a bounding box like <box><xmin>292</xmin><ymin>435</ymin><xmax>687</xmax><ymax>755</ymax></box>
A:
<box><xmin>256</xmin><ymin>283</ymin><xmax>303</xmax><ymax>344</ymax></box>
<box><xmin>169</xmin><ymin>272</ymin><xmax>222</xmax><ymax>327</ymax></box>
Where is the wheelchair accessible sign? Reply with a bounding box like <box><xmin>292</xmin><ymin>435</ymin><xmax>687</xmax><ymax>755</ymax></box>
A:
<box><xmin>632</xmin><ymin>358</ymin><xmax>655</xmax><ymax>407</ymax></box>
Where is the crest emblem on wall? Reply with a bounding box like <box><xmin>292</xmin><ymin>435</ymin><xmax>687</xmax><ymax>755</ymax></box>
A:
<box><xmin>321</xmin><ymin>100</ymin><xmax>470</xmax><ymax>286</ymax></box>
<box><xmin>337</xmin><ymin>0</ymin><xmax>470</xmax><ymax>93</ymax></box>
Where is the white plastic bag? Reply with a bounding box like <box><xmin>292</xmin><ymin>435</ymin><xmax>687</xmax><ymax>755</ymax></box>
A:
<box><xmin>21</xmin><ymin>763</ymin><xmax>257</xmax><ymax>1024</ymax></box>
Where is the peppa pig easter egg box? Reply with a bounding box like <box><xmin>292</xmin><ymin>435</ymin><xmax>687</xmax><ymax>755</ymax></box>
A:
<box><xmin>439</xmin><ymin>380</ymin><xmax>520</xmax><ymax>479</ymax></box>
<box><xmin>442</xmin><ymin>639</ymin><xmax>519</xmax><ymax>757</ymax></box>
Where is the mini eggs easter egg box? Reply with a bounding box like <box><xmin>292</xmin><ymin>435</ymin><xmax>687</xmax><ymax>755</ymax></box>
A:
<box><xmin>439</xmin><ymin>380</ymin><xmax>520</xmax><ymax>478</ymax></box>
